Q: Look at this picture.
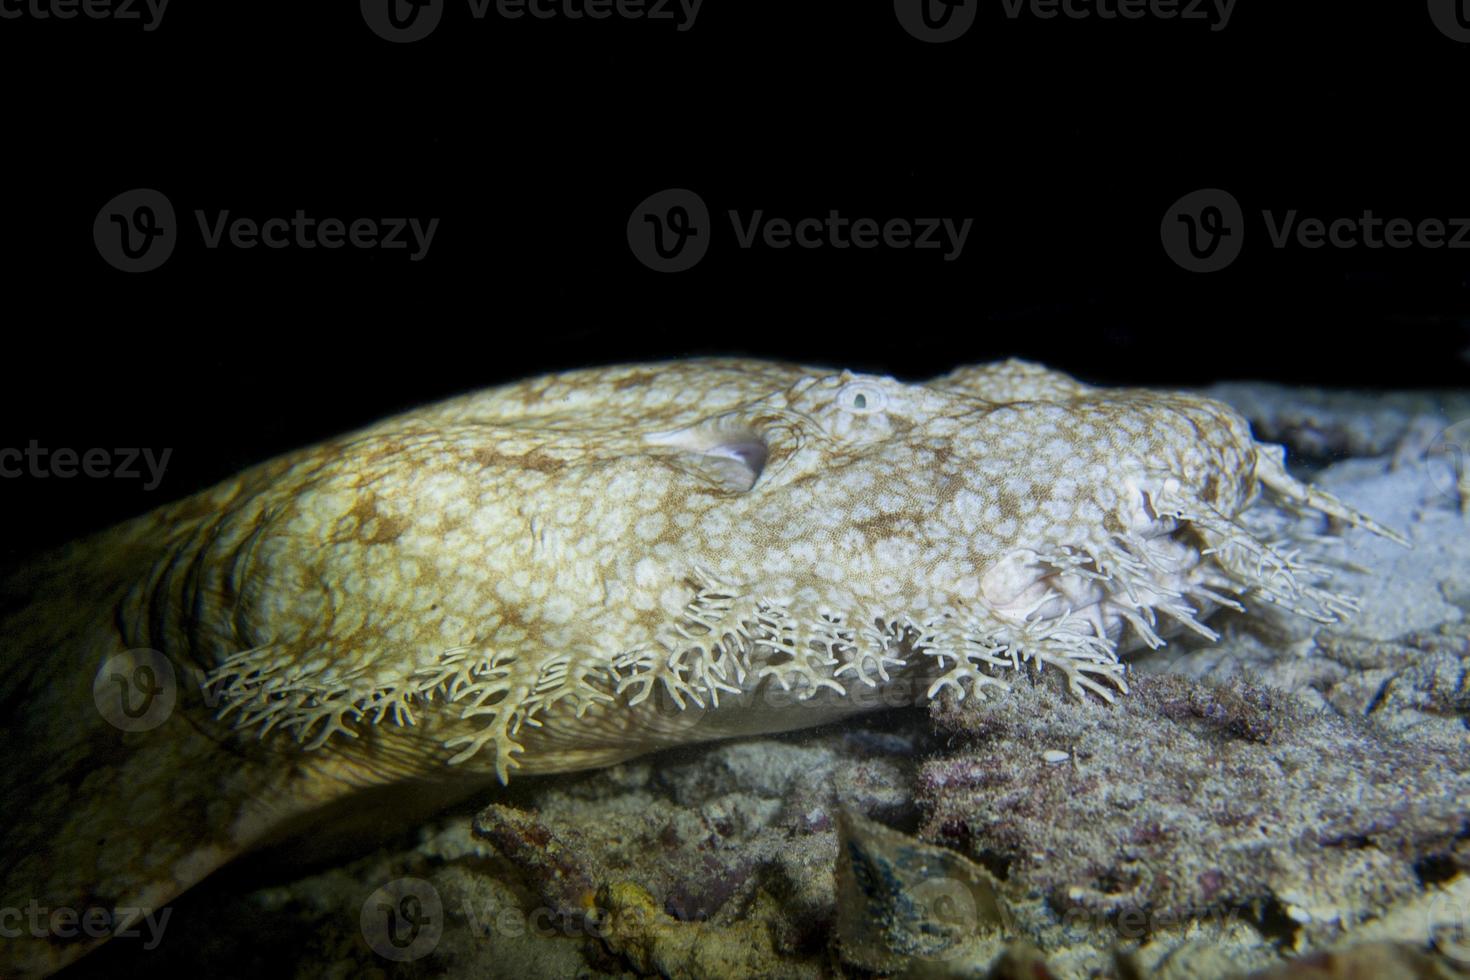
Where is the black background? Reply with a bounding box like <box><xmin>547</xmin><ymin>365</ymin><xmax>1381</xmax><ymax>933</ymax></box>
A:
<box><xmin>1</xmin><ymin>0</ymin><xmax>1467</xmax><ymax>561</ymax></box>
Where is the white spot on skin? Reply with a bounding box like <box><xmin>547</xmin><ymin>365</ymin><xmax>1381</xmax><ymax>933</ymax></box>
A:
<box><xmin>633</xmin><ymin>558</ymin><xmax>660</xmax><ymax>590</ymax></box>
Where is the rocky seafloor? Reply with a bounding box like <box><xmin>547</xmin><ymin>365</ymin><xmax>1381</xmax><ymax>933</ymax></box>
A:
<box><xmin>69</xmin><ymin>383</ymin><xmax>1470</xmax><ymax>980</ymax></box>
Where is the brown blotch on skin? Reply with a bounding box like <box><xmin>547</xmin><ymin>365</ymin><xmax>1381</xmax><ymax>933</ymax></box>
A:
<box><xmin>613</xmin><ymin>370</ymin><xmax>662</xmax><ymax>392</ymax></box>
<box><xmin>470</xmin><ymin>447</ymin><xmax>566</xmax><ymax>474</ymax></box>
<box><xmin>363</xmin><ymin>441</ymin><xmax>409</xmax><ymax>465</ymax></box>
<box><xmin>348</xmin><ymin>496</ymin><xmax>411</xmax><ymax>546</ymax></box>
<box><xmin>853</xmin><ymin>513</ymin><xmax>904</xmax><ymax>541</ymax></box>
<box><xmin>1200</xmin><ymin>472</ymin><xmax>1220</xmax><ymax>504</ymax></box>
<box><xmin>520</xmin><ymin>451</ymin><xmax>567</xmax><ymax>474</ymax></box>
<box><xmin>471</xmin><ymin>447</ymin><xmax>510</xmax><ymax>469</ymax></box>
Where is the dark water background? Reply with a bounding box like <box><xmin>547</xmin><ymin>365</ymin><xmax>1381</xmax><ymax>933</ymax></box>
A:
<box><xmin>0</xmin><ymin>0</ymin><xmax>1467</xmax><ymax>560</ymax></box>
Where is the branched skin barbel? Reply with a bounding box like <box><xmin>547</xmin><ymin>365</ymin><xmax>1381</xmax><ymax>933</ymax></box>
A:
<box><xmin>0</xmin><ymin>358</ymin><xmax>1405</xmax><ymax>975</ymax></box>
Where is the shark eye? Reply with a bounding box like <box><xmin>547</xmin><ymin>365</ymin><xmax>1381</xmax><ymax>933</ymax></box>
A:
<box><xmin>837</xmin><ymin>381</ymin><xmax>886</xmax><ymax>415</ymax></box>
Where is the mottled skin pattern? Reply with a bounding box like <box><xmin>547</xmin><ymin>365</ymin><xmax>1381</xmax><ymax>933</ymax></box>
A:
<box><xmin>0</xmin><ymin>359</ymin><xmax>1404</xmax><ymax>975</ymax></box>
